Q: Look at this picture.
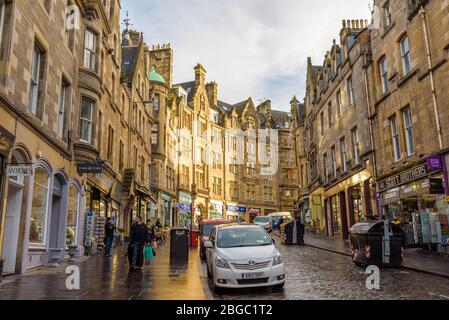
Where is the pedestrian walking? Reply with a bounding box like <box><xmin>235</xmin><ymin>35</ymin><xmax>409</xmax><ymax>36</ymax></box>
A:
<box><xmin>146</xmin><ymin>219</ymin><xmax>156</xmax><ymax>243</ymax></box>
<box><xmin>104</xmin><ymin>217</ymin><xmax>115</xmax><ymax>257</ymax></box>
<box><xmin>155</xmin><ymin>218</ymin><xmax>162</xmax><ymax>230</ymax></box>
<box><xmin>129</xmin><ymin>216</ymin><xmax>148</xmax><ymax>271</ymax></box>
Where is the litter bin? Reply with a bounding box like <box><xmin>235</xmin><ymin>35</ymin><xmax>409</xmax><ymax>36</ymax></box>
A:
<box><xmin>190</xmin><ymin>230</ymin><xmax>199</xmax><ymax>247</ymax></box>
<box><xmin>349</xmin><ymin>220</ymin><xmax>404</xmax><ymax>268</ymax></box>
<box><xmin>170</xmin><ymin>228</ymin><xmax>189</xmax><ymax>261</ymax></box>
<box><xmin>280</xmin><ymin>220</ymin><xmax>305</xmax><ymax>245</ymax></box>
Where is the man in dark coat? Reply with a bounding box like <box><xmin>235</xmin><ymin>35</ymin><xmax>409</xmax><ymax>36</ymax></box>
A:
<box><xmin>130</xmin><ymin>216</ymin><xmax>148</xmax><ymax>271</ymax></box>
<box><xmin>104</xmin><ymin>217</ymin><xmax>116</xmax><ymax>257</ymax></box>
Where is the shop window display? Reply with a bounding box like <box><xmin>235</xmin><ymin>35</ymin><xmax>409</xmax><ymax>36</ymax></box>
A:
<box><xmin>29</xmin><ymin>167</ymin><xmax>49</xmax><ymax>244</ymax></box>
<box><xmin>331</xmin><ymin>196</ymin><xmax>341</xmax><ymax>235</ymax></box>
<box><xmin>66</xmin><ymin>184</ymin><xmax>79</xmax><ymax>245</ymax></box>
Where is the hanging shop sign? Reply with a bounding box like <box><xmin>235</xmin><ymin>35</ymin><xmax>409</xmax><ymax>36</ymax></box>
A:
<box><xmin>77</xmin><ymin>163</ymin><xmax>103</xmax><ymax>174</ymax></box>
<box><xmin>378</xmin><ymin>164</ymin><xmax>437</xmax><ymax>192</ymax></box>
<box><xmin>6</xmin><ymin>164</ymin><xmax>33</xmax><ymax>177</ymax></box>
<box><xmin>90</xmin><ymin>172</ymin><xmax>114</xmax><ymax>194</ymax></box>
<box><xmin>0</xmin><ymin>126</ymin><xmax>15</xmax><ymax>156</ymax></box>
<box><xmin>427</xmin><ymin>156</ymin><xmax>444</xmax><ymax>171</ymax></box>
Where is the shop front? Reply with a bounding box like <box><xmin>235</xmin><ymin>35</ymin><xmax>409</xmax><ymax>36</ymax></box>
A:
<box><xmin>209</xmin><ymin>200</ymin><xmax>224</xmax><ymax>220</ymax></box>
<box><xmin>309</xmin><ymin>186</ymin><xmax>326</xmax><ymax>235</ymax></box>
<box><xmin>178</xmin><ymin>191</ymin><xmax>192</xmax><ymax>228</ymax></box>
<box><xmin>248</xmin><ymin>207</ymin><xmax>261</xmax><ymax>223</ymax></box>
<box><xmin>324</xmin><ymin>169</ymin><xmax>374</xmax><ymax>239</ymax></box>
<box><xmin>226</xmin><ymin>204</ymin><xmax>246</xmax><ymax>222</ymax></box>
<box><xmin>160</xmin><ymin>193</ymin><xmax>172</xmax><ymax>228</ymax></box>
<box><xmin>378</xmin><ymin>160</ymin><xmax>449</xmax><ymax>250</ymax></box>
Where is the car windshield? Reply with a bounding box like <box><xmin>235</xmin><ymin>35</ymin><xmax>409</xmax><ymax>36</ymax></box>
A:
<box><xmin>254</xmin><ymin>216</ymin><xmax>270</xmax><ymax>223</ymax></box>
<box><xmin>217</xmin><ymin>228</ymin><xmax>272</xmax><ymax>248</ymax></box>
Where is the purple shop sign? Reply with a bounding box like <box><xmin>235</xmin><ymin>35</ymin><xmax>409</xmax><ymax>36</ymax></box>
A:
<box><xmin>427</xmin><ymin>156</ymin><xmax>444</xmax><ymax>171</ymax></box>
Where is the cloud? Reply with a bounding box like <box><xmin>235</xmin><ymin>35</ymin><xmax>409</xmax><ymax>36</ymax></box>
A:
<box><xmin>122</xmin><ymin>0</ymin><xmax>371</xmax><ymax>111</ymax></box>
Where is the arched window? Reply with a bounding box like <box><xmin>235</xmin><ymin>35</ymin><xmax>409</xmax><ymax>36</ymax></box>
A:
<box><xmin>29</xmin><ymin>167</ymin><xmax>50</xmax><ymax>244</ymax></box>
<box><xmin>67</xmin><ymin>184</ymin><xmax>80</xmax><ymax>245</ymax></box>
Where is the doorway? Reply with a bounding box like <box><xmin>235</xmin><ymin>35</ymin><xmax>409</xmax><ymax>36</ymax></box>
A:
<box><xmin>1</xmin><ymin>180</ymin><xmax>24</xmax><ymax>274</ymax></box>
<box><xmin>49</xmin><ymin>175</ymin><xmax>66</xmax><ymax>253</ymax></box>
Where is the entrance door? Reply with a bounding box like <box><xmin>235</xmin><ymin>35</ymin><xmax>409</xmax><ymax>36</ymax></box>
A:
<box><xmin>1</xmin><ymin>181</ymin><xmax>24</xmax><ymax>274</ymax></box>
<box><xmin>49</xmin><ymin>176</ymin><xmax>64</xmax><ymax>251</ymax></box>
<box><xmin>339</xmin><ymin>191</ymin><xmax>349</xmax><ymax>240</ymax></box>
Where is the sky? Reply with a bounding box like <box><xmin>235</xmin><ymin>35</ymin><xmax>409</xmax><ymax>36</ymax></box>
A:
<box><xmin>121</xmin><ymin>0</ymin><xmax>371</xmax><ymax>112</ymax></box>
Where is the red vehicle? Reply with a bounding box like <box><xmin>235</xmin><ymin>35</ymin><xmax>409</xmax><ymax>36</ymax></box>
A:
<box><xmin>199</xmin><ymin>219</ymin><xmax>232</xmax><ymax>259</ymax></box>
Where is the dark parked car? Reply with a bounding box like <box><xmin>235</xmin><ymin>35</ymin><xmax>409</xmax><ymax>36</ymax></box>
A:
<box><xmin>199</xmin><ymin>219</ymin><xmax>232</xmax><ymax>259</ymax></box>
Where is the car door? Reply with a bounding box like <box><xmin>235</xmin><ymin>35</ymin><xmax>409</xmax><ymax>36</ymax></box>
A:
<box><xmin>207</xmin><ymin>227</ymin><xmax>217</xmax><ymax>270</ymax></box>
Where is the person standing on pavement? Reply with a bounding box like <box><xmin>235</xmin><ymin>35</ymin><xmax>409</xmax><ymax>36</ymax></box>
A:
<box><xmin>130</xmin><ymin>216</ymin><xmax>148</xmax><ymax>271</ymax></box>
<box><xmin>104</xmin><ymin>217</ymin><xmax>115</xmax><ymax>257</ymax></box>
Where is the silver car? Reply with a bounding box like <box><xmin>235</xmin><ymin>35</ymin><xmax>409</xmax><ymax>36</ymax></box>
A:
<box><xmin>253</xmin><ymin>216</ymin><xmax>272</xmax><ymax>232</ymax></box>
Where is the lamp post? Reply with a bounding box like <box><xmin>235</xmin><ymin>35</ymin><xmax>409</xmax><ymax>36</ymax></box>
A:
<box><xmin>191</xmin><ymin>183</ymin><xmax>197</xmax><ymax>232</ymax></box>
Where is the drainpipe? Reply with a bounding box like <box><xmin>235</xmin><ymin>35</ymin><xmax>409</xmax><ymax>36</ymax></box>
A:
<box><xmin>420</xmin><ymin>7</ymin><xmax>443</xmax><ymax>150</ymax></box>
<box><xmin>363</xmin><ymin>52</ymin><xmax>378</xmax><ymax>216</ymax></box>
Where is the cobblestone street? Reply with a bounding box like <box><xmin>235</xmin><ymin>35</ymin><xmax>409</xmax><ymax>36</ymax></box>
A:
<box><xmin>210</xmin><ymin>243</ymin><xmax>449</xmax><ymax>300</ymax></box>
<box><xmin>1</xmin><ymin>239</ymin><xmax>449</xmax><ymax>300</ymax></box>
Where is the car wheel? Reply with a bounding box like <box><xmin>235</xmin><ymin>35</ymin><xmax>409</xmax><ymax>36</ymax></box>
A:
<box><xmin>273</xmin><ymin>282</ymin><xmax>285</xmax><ymax>290</ymax></box>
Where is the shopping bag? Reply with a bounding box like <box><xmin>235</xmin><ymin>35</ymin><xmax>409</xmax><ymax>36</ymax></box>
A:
<box><xmin>144</xmin><ymin>245</ymin><xmax>154</xmax><ymax>260</ymax></box>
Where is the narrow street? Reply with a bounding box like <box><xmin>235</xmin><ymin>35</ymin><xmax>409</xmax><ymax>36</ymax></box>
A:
<box><xmin>1</xmin><ymin>237</ymin><xmax>448</xmax><ymax>300</ymax></box>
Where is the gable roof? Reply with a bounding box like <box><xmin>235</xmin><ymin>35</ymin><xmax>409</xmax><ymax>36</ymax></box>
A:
<box><xmin>271</xmin><ymin>110</ymin><xmax>291</xmax><ymax>129</ymax></box>
<box><xmin>174</xmin><ymin>81</ymin><xmax>196</xmax><ymax>103</ymax></box>
<box><xmin>121</xmin><ymin>46</ymin><xmax>140</xmax><ymax>82</ymax></box>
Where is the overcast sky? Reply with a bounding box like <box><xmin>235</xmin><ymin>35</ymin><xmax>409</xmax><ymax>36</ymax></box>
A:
<box><xmin>121</xmin><ymin>0</ymin><xmax>371</xmax><ymax>112</ymax></box>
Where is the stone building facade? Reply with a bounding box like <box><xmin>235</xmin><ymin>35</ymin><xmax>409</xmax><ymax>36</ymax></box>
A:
<box><xmin>370</xmin><ymin>0</ymin><xmax>449</xmax><ymax>248</ymax></box>
<box><xmin>295</xmin><ymin>0</ymin><xmax>449</xmax><ymax>247</ymax></box>
<box><xmin>0</xmin><ymin>0</ymin><xmax>155</xmax><ymax>275</ymax></box>
<box><xmin>301</xmin><ymin>20</ymin><xmax>377</xmax><ymax>239</ymax></box>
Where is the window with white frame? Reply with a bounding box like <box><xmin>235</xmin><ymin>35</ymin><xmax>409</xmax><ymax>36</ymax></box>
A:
<box><xmin>29</xmin><ymin>44</ymin><xmax>45</xmax><ymax>115</ymax></box>
<box><xmin>320</xmin><ymin>112</ymin><xmax>324</xmax><ymax>136</ymax></box>
<box><xmin>79</xmin><ymin>97</ymin><xmax>94</xmax><ymax>143</ymax></box>
<box><xmin>151</xmin><ymin>124</ymin><xmax>158</xmax><ymax>145</ymax></box>
<box><xmin>380</xmin><ymin>57</ymin><xmax>389</xmax><ymax>94</ymax></box>
<box><xmin>403</xmin><ymin>108</ymin><xmax>415</xmax><ymax>156</ymax></box>
<box><xmin>66</xmin><ymin>184</ymin><xmax>80</xmax><ymax>245</ymax></box>
<box><xmin>323</xmin><ymin>153</ymin><xmax>328</xmax><ymax>184</ymax></box>
<box><xmin>212</xmin><ymin>177</ymin><xmax>222</xmax><ymax>195</ymax></box>
<box><xmin>400</xmin><ymin>35</ymin><xmax>411</xmax><ymax>75</ymax></box>
<box><xmin>331</xmin><ymin>146</ymin><xmax>337</xmax><ymax>178</ymax></box>
<box><xmin>337</xmin><ymin>90</ymin><xmax>343</xmax><ymax>117</ymax></box>
<box><xmin>340</xmin><ymin>137</ymin><xmax>348</xmax><ymax>172</ymax></box>
<box><xmin>29</xmin><ymin>167</ymin><xmax>49</xmax><ymax>244</ymax></box>
<box><xmin>390</xmin><ymin>116</ymin><xmax>401</xmax><ymax>162</ymax></box>
<box><xmin>0</xmin><ymin>0</ymin><xmax>6</xmax><ymax>49</ymax></box>
<box><xmin>352</xmin><ymin>127</ymin><xmax>360</xmax><ymax>165</ymax></box>
<box><xmin>84</xmin><ymin>29</ymin><xmax>97</xmax><ymax>70</ymax></box>
<box><xmin>58</xmin><ymin>79</ymin><xmax>69</xmax><ymax>138</ymax></box>
<box><xmin>347</xmin><ymin>77</ymin><xmax>354</xmax><ymax>106</ymax></box>
<box><xmin>385</xmin><ymin>2</ymin><xmax>392</xmax><ymax>28</ymax></box>
<box><xmin>328</xmin><ymin>101</ymin><xmax>333</xmax><ymax>128</ymax></box>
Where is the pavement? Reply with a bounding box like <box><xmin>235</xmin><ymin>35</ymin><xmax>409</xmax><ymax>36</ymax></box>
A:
<box><xmin>1</xmin><ymin>235</ymin><xmax>449</xmax><ymax>300</ymax></box>
<box><xmin>0</xmin><ymin>242</ymin><xmax>212</xmax><ymax>300</ymax></box>
<box><xmin>300</xmin><ymin>232</ymin><xmax>449</xmax><ymax>279</ymax></box>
